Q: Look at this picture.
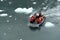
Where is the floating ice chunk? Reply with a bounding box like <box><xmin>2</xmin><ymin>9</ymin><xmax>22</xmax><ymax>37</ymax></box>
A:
<box><xmin>33</xmin><ymin>2</ymin><xmax>36</xmax><ymax>4</ymax></box>
<box><xmin>6</xmin><ymin>20</ymin><xmax>9</xmax><ymax>22</ymax></box>
<box><xmin>0</xmin><ymin>0</ymin><xmax>3</xmax><ymax>2</ymax></box>
<box><xmin>0</xmin><ymin>13</ymin><xmax>8</xmax><ymax>17</ymax></box>
<box><xmin>9</xmin><ymin>15</ymin><xmax>12</xmax><ymax>18</ymax></box>
<box><xmin>14</xmin><ymin>7</ymin><xmax>33</xmax><ymax>14</ymax></box>
<box><xmin>43</xmin><ymin>7</ymin><xmax>47</xmax><ymax>10</ymax></box>
<box><xmin>9</xmin><ymin>2</ymin><xmax>12</xmax><ymax>4</ymax></box>
<box><xmin>20</xmin><ymin>39</ymin><xmax>23</xmax><ymax>40</ymax></box>
<box><xmin>42</xmin><ymin>3</ymin><xmax>45</xmax><ymax>5</ymax></box>
<box><xmin>45</xmin><ymin>22</ymin><xmax>55</xmax><ymax>28</ymax></box>
<box><xmin>57</xmin><ymin>0</ymin><xmax>60</xmax><ymax>1</ymax></box>
<box><xmin>43</xmin><ymin>6</ymin><xmax>48</xmax><ymax>10</ymax></box>
<box><xmin>0</xmin><ymin>10</ymin><xmax>4</xmax><ymax>12</ymax></box>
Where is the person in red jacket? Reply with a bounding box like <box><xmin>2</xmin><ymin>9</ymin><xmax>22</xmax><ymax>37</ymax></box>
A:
<box><xmin>35</xmin><ymin>18</ymin><xmax>41</xmax><ymax>24</ymax></box>
<box><xmin>30</xmin><ymin>12</ymin><xmax>42</xmax><ymax>23</ymax></box>
<box><xmin>30</xmin><ymin>13</ymin><xmax>36</xmax><ymax>23</ymax></box>
<box><xmin>35</xmin><ymin>12</ymin><xmax>42</xmax><ymax>24</ymax></box>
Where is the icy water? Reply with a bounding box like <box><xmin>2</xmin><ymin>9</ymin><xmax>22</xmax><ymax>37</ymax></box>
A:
<box><xmin>0</xmin><ymin>0</ymin><xmax>60</xmax><ymax>40</ymax></box>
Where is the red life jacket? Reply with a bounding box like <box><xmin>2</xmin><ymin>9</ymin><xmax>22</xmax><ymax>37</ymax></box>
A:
<box><xmin>35</xmin><ymin>18</ymin><xmax>41</xmax><ymax>24</ymax></box>
<box><xmin>30</xmin><ymin>16</ymin><xmax>36</xmax><ymax>22</ymax></box>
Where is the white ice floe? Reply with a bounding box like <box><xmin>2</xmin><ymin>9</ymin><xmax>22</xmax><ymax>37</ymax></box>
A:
<box><xmin>43</xmin><ymin>7</ymin><xmax>47</xmax><ymax>10</ymax></box>
<box><xmin>14</xmin><ymin>7</ymin><xmax>34</xmax><ymax>14</ymax></box>
<box><xmin>20</xmin><ymin>39</ymin><xmax>23</xmax><ymax>40</ymax></box>
<box><xmin>0</xmin><ymin>10</ymin><xmax>4</xmax><ymax>12</ymax></box>
<box><xmin>44</xmin><ymin>22</ymin><xmax>55</xmax><ymax>28</ymax></box>
<box><xmin>33</xmin><ymin>2</ymin><xmax>36</xmax><ymax>4</ymax></box>
<box><xmin>0</xmin><ymin>13</ymin><xmax>8</xmax><ymax>17</ymax></box>
<box><xmin>57</xmin><ymin>0</ymin><xmax>60</xmax><ymax>1</ymax></box>
<box><xmin>0</xmin><ymin>0</ymin><xmax>3</xmax><ymax>2</ymax></box>
<box><xmin>9</xmin><ymin>15</ymin><xmax>12</xmax><ymax>18</ymax></box>
<box><xmin>43</xmin><ymin>6</ymin><xmax>48</xmax><ymax>10</ymax></box>
<box><xmin>9</xmin><ymin>2</ymin><xmax>12</xmax><ymax>4</ymax></box>
<box><xmin>6</xmin><ymin>20</ymin><xmax>9</xmax><ymax>22</ymax></box>
<box><xmin>42</xmin><ymin>3</ymin><xmax>45</xmax><ymax>5</ymax></box>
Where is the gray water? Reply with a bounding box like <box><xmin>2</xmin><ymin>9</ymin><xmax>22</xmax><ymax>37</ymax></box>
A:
<box><xmin>0</xmin><ymin>0</ymin><xmax>60</xmax><ymax>40</ymax></box>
